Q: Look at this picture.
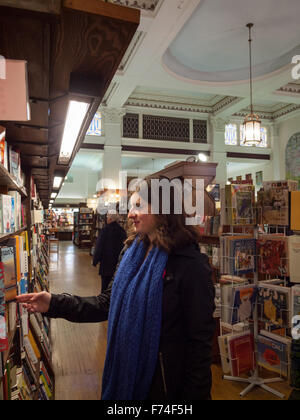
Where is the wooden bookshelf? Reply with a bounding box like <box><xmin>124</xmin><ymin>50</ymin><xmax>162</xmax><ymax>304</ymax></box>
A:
<box><xmin>2</xmin><ymin>326</ymin><xmax>18</xmax><ymax>369</ymax></box>
<box><xmin>0</xmin><ymin>163</ymin><xmax>27</xmax><ymax>198</ymax></box>
<box><xmin>0</xmin><ymin>227</ymin><xmax>27</xmax><ymax>244</ymax></box>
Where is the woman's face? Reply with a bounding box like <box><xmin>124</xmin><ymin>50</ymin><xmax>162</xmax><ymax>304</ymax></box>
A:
<box><xmin>128</xmin><ymin>192</ymin><xmax>156</xmax><ymax>236</ymax></box>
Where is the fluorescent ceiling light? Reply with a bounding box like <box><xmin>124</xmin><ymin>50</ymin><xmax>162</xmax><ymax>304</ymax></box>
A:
<box><xmin>51</xmin><ymin>192</ymin><xmax>57</xmax><ymax>199</ymax></box>
<box><xmin>53</xmin><ymin>176</ymin><xmax>63</xmax><ymax>189</ymax></box>
<box><xmin>59</xmin><ymin>100</ymin><xmax>89</xmax><ymax>164</ymax></box>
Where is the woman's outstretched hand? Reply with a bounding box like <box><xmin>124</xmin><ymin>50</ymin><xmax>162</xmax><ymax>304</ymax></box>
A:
<box><xmin>16</xmin><ymin>292</ymin><xmax>51</xmax><ymax>314</ymax></box>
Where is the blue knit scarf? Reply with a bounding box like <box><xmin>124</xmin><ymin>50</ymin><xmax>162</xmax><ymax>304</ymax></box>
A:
<box><xmin>101</xmin><ymin>238</ymin><xmax>168</xmax><ymax>400</ymax></box>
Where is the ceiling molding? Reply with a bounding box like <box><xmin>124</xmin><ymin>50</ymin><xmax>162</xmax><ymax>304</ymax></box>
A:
<box><xmin>276</xmin><ymin>83</ymin><xmax>300</xmax><ymax>96</ymax></box>
<box><xmin>212</xmin><ymin>96</ymin><xmax>242</xmax><ymax>114</ymax></box>
<box><xmin>125</xmin><ymin>97</ymin><xmax>213</xmax><ymax>114</ymax></box>
<box><xmin>118</xmin><ymin>30</ymin><xmax>146</xmax><ymax>73</ymax></box>
<box><xmin>102</xmin><ymin>0</ymin><xmax>160</xmax><ymax>12</ymax></box>
<box><xmin>233</xmin><ymin>103</ymin><xmax>300</xmax><ymax>121</ymax></box>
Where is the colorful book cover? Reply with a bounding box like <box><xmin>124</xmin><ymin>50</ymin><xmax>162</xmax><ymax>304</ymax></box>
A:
<box><xmin>289</xmin><ymin>236</ymin><xmax>300</xmax><ymax>284</ymax></box>
<box><xmin>257</xmin><ymin>285</ymin><xmax>291</xmax><ymax>330</ymax></box>
<box><xmin>0</xmin><ymin>195</ymin><xmax>12</xmax><ymax>234</ymax></box>
<box><xmin>257</xmin><ymin>334</ymin><xmax>289</xmax><ymax>378</ymax></box>
<box><xmin>0</xmin><ymin>261</ymin><xmax>8</xmax><ymax>352</ymax></box>
<box><xmin>257</xmin><ymin>236</ymin><xmax>289</xmax><ymax>277</ymax></box>
<box><xmin>231</xmin><ymin>285</ymin><xmax>257</xmax><ymax>324</ymax></box>
<box><xmin>263</xmin><ymin>180</ymin><xmax>298</xmax><ymax>191</ymax></box>
<box><xmin>9</xmin><ymin>148</ymin><xmax>21</xmax><ymax>183</ymax></box>
<box><xmin>258</xmin><ymin>188</ymin><xmax>289</xmax><ymax>226</ymax></box>
<box><xmin>292</xmin><ymin>286</ymin><xmax>300</xmax><ymax>318</ymax></box>
<box><xmin>290</xmin><ymin>191</ymin><xmax>300</xmax><ymax>231</ymax></box>
<box><xmin>0</xmin><ymin>126</ymin><xmax>5</xmax><ymax>166</ymax></box>
<box><xmin>1</xmin><ymin>246</ymin><xmax>17</xmax><ymax>302</ymax></box>
<box><xmin>231</xmin><ymin>238</ymin><xmax>256</xmax><ymax>275</ymax></box>
<box><xmin>225</xmin><ymin>184</ymin><xmax>255</xmax><ymax>225</ymax></box>
<box><xmin>228</xmin><ymin>332</ymin><xmax>255</xmax><ymax>376</ymax></box>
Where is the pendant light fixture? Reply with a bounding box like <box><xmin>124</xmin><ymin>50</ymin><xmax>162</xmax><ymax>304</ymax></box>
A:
<box><xmin>243</xmin><ymin>23</ymin><xmax>262</xmax><ymax>146</ymax></box>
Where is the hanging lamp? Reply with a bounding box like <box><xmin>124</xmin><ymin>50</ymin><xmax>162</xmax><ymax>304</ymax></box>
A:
<box><xmin>243</xmin><ymin>23</ymin><xmax>262</xmax><ymax>146</ymax></box>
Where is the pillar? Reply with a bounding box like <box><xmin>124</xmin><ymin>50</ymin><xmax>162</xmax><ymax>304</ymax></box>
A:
<box><xmin>99</xmin><ymin>107</ymin><xmax>125</xmax><ymax>190</ymax></box>
<box><xmin>210</xmin><ymin>117</ymin><xmax>228</xmax><ymax>188</ymax></box>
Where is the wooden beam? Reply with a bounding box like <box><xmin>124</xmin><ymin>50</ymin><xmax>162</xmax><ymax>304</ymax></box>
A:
<box><xmin>81</xmin><ymin>143</ymin><xmax>104</xmax><ymax>150</ymax></box>
<box><xmin>63</xmin><ymin>0</ymin><xmax>140</xmax><ymax>24</ymax></box>
<box><xmin>122</xmin><ymin>145</ymin><xmax>211</xmax><ymax>156</ymax></box>
<box><xmin>227</xmin><ymin>152</ymin><xmax>271</xmax><ymax>161</ymax></box>
<box><xmin>7</xmin><ymin>142</ymin><xmax>48</xmax><ymax>156</ymax></box>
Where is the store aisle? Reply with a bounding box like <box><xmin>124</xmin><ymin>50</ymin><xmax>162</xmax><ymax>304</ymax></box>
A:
<box><xmin>49</xmin><ymin>241</ymin><xmax>107</xmax><ymax>400</ymax></box>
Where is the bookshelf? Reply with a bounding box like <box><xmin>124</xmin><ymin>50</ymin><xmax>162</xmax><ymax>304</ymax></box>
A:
<box><xmin>0</xmin><ymin>227</ymin><xmax>28</xmax><ymax>243</ymax></box>
<box><xmin>0</xmin><ymin>156</ymin><xmax>54</xmax><ymax>399</ymax></box>
<box><xmin>0</xmin><ymin>163</ymin><xmax>27</xmax><ymax>199</ymax></box>
<box><xmin>74</xmin><ymin>208</ymin><xmax>94</xmax><ymax>249</ymax></box>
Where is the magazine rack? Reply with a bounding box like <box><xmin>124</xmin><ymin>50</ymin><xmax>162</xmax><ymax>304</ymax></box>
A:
<box><xmin>221</xmin><ymin>223</ymin><xmax>287</xmax><ymax>399</ymax></box>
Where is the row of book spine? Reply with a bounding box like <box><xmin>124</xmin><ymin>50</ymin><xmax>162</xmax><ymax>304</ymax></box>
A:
<box><xmin>0</xmin><ymin>225</ymin><xmax>54</xmax><ymax>400</ymax></box>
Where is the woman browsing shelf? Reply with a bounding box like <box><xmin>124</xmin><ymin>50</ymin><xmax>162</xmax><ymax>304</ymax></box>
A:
<box><xmin>17</xmin><ymin>177</ymin><xmax>216</xmax><ymax>401</ymax></box>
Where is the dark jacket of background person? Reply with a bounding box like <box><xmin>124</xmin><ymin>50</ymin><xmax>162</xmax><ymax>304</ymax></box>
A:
<box><xmin>46</xmin><ymin>243</ymin><xmax>216</xmax><ymax>400</ymax></box>
<box><xmin>93</xmin><ymin>221</ymin><xmax>127</xmax><ymax>277</ymax></box>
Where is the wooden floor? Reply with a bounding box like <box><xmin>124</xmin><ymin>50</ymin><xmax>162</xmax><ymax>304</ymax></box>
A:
<box><xmin>49</xmin><ymin>241</ymin><xmax>293</xmax><ymax>401</ymax></box>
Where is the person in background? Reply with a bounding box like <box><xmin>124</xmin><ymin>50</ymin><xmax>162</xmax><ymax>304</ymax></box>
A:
<box><xmin>93</xmin><ymin>213</ymin><xmax>127</xmax><ymax>293</ymax></box>
<box><xmin>17</xmin><ymin>178</ymin><xmax>216</xmax><ymax>401</ymax></box>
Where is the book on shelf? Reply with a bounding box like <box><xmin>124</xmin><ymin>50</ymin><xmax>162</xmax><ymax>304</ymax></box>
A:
<box><xmin>257</xmin><ymin>235</ymin><xmax>289</xmax><ymax>277</ymax></box>
<box><xmin>289</xmin><ymin>236</ymin><xmax>300</xmax><ymax>284</ymax></box>
<box><xmin>262</xmin><ymin>180</ymin><xmax>298</xmax><ymax>191</ymax></box>
<box><xmin>220</xmin><ymin>236</ymin><xmax>255</xmax><ymax>276</ymax></box>
<box><xmin>257</xmin><ymin>284</ymin><xmax>291</xmax><ymax>331</ymax></box>
<box><xmin>257</xmin><ymin>331</ymin><xmax>291</xmax><ymax>379</ymax></box>
<box><xmin>1</xmin><ymin>245</ymin><xmax>17</xmax><ymax>303</ymax></box>
<box><xmin>231</xmin><ymin>285</ymin><xmax>257</xmax><ymax>324</ymax></box>
<box><xmin>221</xmin><ymin>283</ymin><xmax>256</xmax><ymax>325</ymax></box>
<box><xmin>257</xmin><ymin>181</ymin><xmax>296</xmax><ymax>226</ymax></box>
<box><xmin>290</xmin><ymin>191</ymin><xmax>300</xmax><ymax>232</ymax></box>
<box><xmin>8</xmin><ymin>146</ymin><xmax>21</xmax><ymax>186</ymax></box>
<box><xmin>0</xmin><ymin>127</ymin><xmax>8</xmax><ymax>170</ymax></box>
<box><xmin>224</xmin><ymin>184</ymin><xmax>256</xmax><ymax>226</ymax></box>
<box><xmin>8</xmin><ymin>192</ymin><xmax>22</xmax><ymax>232</ymax></box>
<box><xmin>0</xmin><ymin>262</ymin><xmax>8</xmax><ymax>352</ymax></box>
<box><xmin>292</xmin><ymin>286</ymin><xmax>300</xmax><ymax>319</ymax></box>
<box><xmin>0</xmin><ymin>195</ymin><xmax>12</xmax><ymax>234</ymax></box>
<box><xmin>227</xmin><ymin>331</ymin><xmax>256</xmax><ymax>377</ymax></box>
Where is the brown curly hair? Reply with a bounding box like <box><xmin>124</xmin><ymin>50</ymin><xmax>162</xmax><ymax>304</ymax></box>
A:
<box><xmin>125</xmin><ymin>177</ymin><xmax>200</xmax><ymax>254</ymax></box>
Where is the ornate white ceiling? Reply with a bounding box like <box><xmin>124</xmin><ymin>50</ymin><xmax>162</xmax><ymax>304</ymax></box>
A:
<box><xmin>164</xmin><ymin>0</ymin><xmax>300</xmax><ymax>83</ymax></box>
<box><xmin>102</xmin><ymin>0</ymin><xmax>300</xmax><ymax>121</ymax></box>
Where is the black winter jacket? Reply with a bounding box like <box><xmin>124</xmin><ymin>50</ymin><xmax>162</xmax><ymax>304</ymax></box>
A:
<box><xmin>93</xmin><ymin>222</ymin><xmax>126</xmax><ymax>277</ymax></box>
<box><xmin>46</xmin><ymin>243</ymin><xmax>216</xmax><ymax>400</ymax></box>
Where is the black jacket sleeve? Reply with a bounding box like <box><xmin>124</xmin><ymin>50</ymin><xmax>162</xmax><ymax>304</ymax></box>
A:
<box><xmin>45</xmin><ymin>282</ymin><xmax>112</xmax><ymax>323</ymax></box>
<box><xmin>180</xmin><ymin>255</ymin><xmax>216</xmax><ymax>400</ymax></box>
<box><xmin>45</xmin><ymin>246</ymin><xmax>128</xmax><ymax>323</ymax></box>
<box><xmin>93</xmin><ymin>227</ymin><xmax>107</xmax><ymax>266</ymax></box>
